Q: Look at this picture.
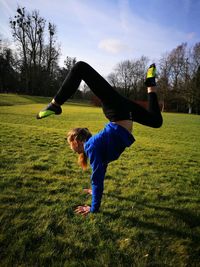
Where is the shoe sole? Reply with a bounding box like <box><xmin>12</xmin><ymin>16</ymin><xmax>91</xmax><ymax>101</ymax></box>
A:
<box><xmin>36</xmin><ymin>110</ymin><xmax>56</xmax><ymax>119</ymax></box>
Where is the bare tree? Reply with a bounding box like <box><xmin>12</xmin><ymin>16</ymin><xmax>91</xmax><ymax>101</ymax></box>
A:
<box><xmin>107</xmin><ymin>72</ymin><xmax>118</xmax><ymax>89</ymax></box>
<box><xmin>45</xmin><ymin>23</ymin><xmax>60</xmax><ymax>75</ymax></box>
<box><xmin>158</xmin><ymin>53</ymin><xmax>171</xmax><ymax>111</ymax></box>
<box><xmin>158</xmin><ymin>42</ymin><xmax>200</xmax><ymax>113</ymax></box>
<box><xmin>190</xmin><ymin>43</ymin><xmax>200</xmax><ymax>114</ymax></box>
<box><xmin>10</xmin><ymin>7</ymin><xmax>45</xmax><ymax>92</ymax></box>
<box><xmin>168</xmin><ymin>43</ymin><xmax>187</xmax><ymax>91</ymax></box>
<box><xmin>64</xmin><ymin>56</ymin><xmax>77</xmax><ymax>72</ymax></box>
<box><xmin>108</xmin><ymin>56</ymin><xmax>148</xmax><ymax>99</ymax></box>
<box><xmin>10</xmin><ymin>6</ymin><xmax>60</xmax><ymax>95</ymax></box>
<box><xmin>191</xmin><ymin>42</ymin><xmax>200</xmax><ymax>71</ymax></box>
<box><xmin>131</xmin><ymin>56</ymin><xmax>148</xmax><ymax>100</ymax></box>
<box><xmin>115</xmin><ymin>60</ymin><xmax>133</xmax><ymax>97</ymax></box>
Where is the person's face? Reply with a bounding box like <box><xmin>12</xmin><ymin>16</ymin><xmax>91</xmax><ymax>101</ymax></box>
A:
<box><xmin>69</xmin><ymin>140</ymin><xmax>84</xmax><ymax>154</ymax></box>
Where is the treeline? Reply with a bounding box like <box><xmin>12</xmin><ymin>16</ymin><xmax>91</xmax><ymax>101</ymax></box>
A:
<box><xmin>0</xmin><ymin>6</ymin><xmax>200</xmax><ymax>114</ymax></box>
<box><xmin>107</xmin><ymin>43</ymin><xmax>200</xmax><ymax>114</ymax></box>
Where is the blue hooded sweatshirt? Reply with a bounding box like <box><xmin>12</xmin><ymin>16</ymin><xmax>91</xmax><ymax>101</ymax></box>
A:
<box><xmin>84</xmin><ymin>122</ymin><xmax>135</xmax><ymax>213</ymax></box>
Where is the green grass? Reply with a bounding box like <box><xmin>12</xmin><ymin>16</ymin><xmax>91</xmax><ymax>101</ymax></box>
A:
<box><xmin>0</xmin><ymin>93</ymin><xmax>200</xmax><ymax>267</ymax></box>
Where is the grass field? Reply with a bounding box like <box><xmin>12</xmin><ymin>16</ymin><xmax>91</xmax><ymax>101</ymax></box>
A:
<box><xmin>0</xmin><ymin>93</ymin><xmax>200</xmax><ymax>267</ymax></box>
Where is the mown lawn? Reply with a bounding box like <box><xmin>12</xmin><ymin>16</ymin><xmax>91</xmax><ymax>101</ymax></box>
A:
<box><xmin>0</xmin><ymin>94</ymin><xmax>200</xmax><ymax>267</ymax></box>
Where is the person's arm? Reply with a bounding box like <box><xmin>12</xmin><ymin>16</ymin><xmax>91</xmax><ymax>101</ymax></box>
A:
<box><xmin>75</xmin><ymin>159</ymin><xmax>106</xmax><ymax>216</ymax></box>
<box><xmin>87</xmin><ymin>147</ymin><xmax>107</xmax><ymax>212</ymax></box>
<box><xmin>75</xmin><ymin>142</ymin><xmax>107</xmax><ymax>216</ymax></box>
<box><xmin>90</xmin><ymin>156</ymin><xmax>107</xmax><ymax>213</ymax></box>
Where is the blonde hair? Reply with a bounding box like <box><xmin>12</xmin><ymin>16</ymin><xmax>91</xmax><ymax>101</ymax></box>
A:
<box><xmin>67</xmin><ymin>128</ymin><xmax>92</xmax><ymax>170</ymax></box>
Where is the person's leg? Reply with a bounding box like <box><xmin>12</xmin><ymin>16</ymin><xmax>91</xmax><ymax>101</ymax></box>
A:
<box><xmin>54</xmin><ymin>61</ymin><xmax>123</xmax><ymax>105</ymax></box>
<box><xmin>37</xmin><ymin>61</ymin><xmax>162</xmax><ymax>128</ymax></box>
<box><xmin>128</xmin><ymin>89</ymin><xmax>163</xmax><ymax>128</ymax></box>
<box><xmin>37</xmin><ymin>61</ymin><xmax>124</xmax><ymax>119</ymax></box>
<box><xmin>126</xmin><ymin>65</ymin><xmax>163</xmax><ymax>128</ymax></box>
<box><xmin>103</xmin><ymin>64</ymin><xmax>162</xmax><ymax>128</ymax></box>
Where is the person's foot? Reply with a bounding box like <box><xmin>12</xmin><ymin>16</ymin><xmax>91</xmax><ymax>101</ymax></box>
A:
<box><xmin>36</xmin><ymin>103</ymin><xmax>62</xmax><ymax>119</ymax></box>
<box><xmin>145</xmin><ymin>63</ymin><xmax>156</xmax><ymax>87</ymax></box>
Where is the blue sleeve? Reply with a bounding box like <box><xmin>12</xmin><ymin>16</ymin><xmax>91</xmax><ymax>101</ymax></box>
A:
<box><xmin>89</xmin><ymin>149</ymin><xmax>107</xmax><ymax>213</ymax></box>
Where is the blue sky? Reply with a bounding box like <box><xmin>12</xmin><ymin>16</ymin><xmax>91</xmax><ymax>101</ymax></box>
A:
<box><xmin>0</xmin><ymin>0</ymin><xmax>199</xmax><ymax>76</ymax></box>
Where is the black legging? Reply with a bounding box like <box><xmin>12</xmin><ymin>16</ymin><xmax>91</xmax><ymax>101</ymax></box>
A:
<box><xmin>54</xmin><ymin>61</ymin><xmax>163</xmax><ymax>128</ymax></box>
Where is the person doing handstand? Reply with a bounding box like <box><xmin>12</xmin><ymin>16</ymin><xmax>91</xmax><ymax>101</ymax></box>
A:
<box><xmin>37</xmin><ymin>61</ymin><xmax>163</xmax><ymax>216</ymax></box>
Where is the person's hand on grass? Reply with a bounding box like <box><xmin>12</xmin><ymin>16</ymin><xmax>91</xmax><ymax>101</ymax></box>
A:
<box><xmin>75</xmin><ymin>205</ymin><xmax>90</xmax><ymax>216</ymax></box>
<box><xmin>83</xmin><ymin>188</ymin><xmax>92</xmax><ymax>195</ymax></box>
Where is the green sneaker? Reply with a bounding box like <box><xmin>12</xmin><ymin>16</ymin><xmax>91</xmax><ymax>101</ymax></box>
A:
<box><xmin>36</xmin><ymin>103</ymin><xmax>62</xmax><ymax>119</ymax></box>
<box><xmin>145</xmin><ymin>64</ymin><xmax>156</xmax><ymax>87</ymax></box>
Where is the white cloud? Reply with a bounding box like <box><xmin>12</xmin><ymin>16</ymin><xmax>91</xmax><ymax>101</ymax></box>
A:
<box><xmin>98</xmin><ymin>39</ymin><xmax>128</xmax><ymax>54</ymax></box>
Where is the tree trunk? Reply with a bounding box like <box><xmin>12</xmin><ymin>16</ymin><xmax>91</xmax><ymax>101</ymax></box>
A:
<box><xmin>188</xmin><ymin>104</ymin><xmax>192</xmax><ymax>114</ymax></box>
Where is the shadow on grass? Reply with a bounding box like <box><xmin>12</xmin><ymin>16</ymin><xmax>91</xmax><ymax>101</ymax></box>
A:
<box><xmin>102</xmin><ymin>208</ymin><xmax>200</xmax><ymax>265</ymax></box>
<box><xmin>144</xmin><ymin>204</ymin><xmax>200</xmax><ymax>229</ymax></box>
<box><xmin>123</xmin><ymin>214</ymin><xmax>199</xmax><ymax>241</ymax></box>
<box><xmin>104</xmin><ymin>192</ymin><xmax>200</xmax><ymax>243</ymax></box>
